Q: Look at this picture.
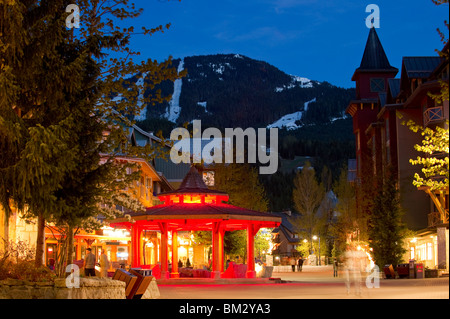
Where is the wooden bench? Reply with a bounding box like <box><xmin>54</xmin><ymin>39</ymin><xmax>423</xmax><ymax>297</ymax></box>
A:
<box><xmin>129</xmin><ymin>269</ymin><xmax>153</xmax><ymax>299</ymax></box>
<box><xmin>112</xmin><ymin>269</ymin><xmax>138</xmax><ymax>298</ymax></box>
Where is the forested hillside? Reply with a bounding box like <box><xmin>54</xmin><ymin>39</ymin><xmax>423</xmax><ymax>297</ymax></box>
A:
<box><xmin>131</xmin><ymin>54</ymin><xmax>356</xmax><ymax>212</ymax></box>
<box><xmin>136</xmin><ymin>54</ymin><xmax>354</xmax><ymax>129</ymax></box>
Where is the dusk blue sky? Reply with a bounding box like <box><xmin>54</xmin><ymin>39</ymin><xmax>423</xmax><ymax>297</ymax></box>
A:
<box><xmin>127</xmin><ymin>0</ymin><xmax>448</xmax><ymax>88</ymax></box>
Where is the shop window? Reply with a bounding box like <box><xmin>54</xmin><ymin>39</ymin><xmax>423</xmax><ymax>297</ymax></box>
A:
<box><xmin>427</xmin><ymin>243</ymin><xmax>433</xmax><ymax>261</ymax></box>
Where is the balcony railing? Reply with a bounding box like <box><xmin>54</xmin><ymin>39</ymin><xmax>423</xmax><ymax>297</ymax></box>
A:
<box><xmin>428</xmin><ymin>210</ymin><xmax>449</xmax><ymax>228</ymax></box>
<box><xmin>423</xmin><ymin>106</ymin><xmax>444</xmax><ymax>127</ymax></box>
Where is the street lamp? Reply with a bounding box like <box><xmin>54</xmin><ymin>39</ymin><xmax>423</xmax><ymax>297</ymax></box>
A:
<box><xmin>313</xmin><ymin>235</ymin><xmax>321</xmax><ymax>266</ymax></box>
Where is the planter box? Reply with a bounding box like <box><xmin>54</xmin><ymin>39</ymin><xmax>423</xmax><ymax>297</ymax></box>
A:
<box><xmin>425</xmin><ymin>269</ymin><xmax>439</xmax><ymax>278</ymax></box>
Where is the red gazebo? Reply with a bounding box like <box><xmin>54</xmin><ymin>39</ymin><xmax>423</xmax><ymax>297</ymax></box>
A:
<box><xmin>109</xmin><ymin>166</ymin><xmax>281</xmax><ymax>279</ymax></box>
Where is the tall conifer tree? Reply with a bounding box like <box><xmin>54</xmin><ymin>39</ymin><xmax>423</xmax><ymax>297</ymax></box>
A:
<box><xmin>0</xmin><ymin>0</ymin><xmax>182</xmax><ymax>267</ymax></box>
<box><xmin>368</xmin><ymin>168</ymin><xmax>407</xmax><ymax>268</ymax></box>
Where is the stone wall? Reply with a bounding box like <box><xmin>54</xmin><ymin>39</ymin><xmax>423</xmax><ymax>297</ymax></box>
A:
<box><xmin>0</xmin><ymin>278</ymin><xmax>128</xmax><ymax>299</ymax></box>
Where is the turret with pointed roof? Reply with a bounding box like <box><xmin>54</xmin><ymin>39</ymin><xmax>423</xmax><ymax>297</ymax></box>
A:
<box><xmin>354</xmin><ymin>27</ymin><xmax>398</xmax><ymax>74</ymax></box>
<box><xmin>346</xmin><ymin>27</ymin><xmax>399</xmax><ymax>205</ymax></box>
<box><xmin>351</xmin><ymin>27</ymin><xmax>398</xmax><ymax>101</ymax></box>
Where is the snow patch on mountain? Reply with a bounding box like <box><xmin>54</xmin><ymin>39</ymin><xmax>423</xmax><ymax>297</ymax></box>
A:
<box><xmin>303</xmin><ymin>97</ymin><xmax>316</xmax><ymax>111</ymax></box>
<box><xmin>164</xmin><ymin>59</ymin><xmax>185</xmax><ymax>123</ymax></box>
<box><xmin>267</xmin><ymin>111</ymin><xmax>303</xmax><ymax>130</ymax></box>
<box><xmin>134</xmin><ymin>72</ymin><xmax>149</xmax><ymax>121</ymax></box>
<box><xmin>275</xmin><ymin>75</ymin><xmax>314</xmax><ymax>92</ymax></box>
<box><xmin>197</xmin><ymin>101</ymin><xmax>208</xmax><ymax>113</ymax></box>
<box><xmin>267</xmin><ymin>98</ymin><xmax>316</xmax><ymax>130</ymax></box>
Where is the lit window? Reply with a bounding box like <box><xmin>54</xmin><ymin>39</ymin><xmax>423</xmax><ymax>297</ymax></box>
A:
<box><xmin>427</xmin><ymin>243</ymin><xmax>433</xmax><ymax>261</ymax></box>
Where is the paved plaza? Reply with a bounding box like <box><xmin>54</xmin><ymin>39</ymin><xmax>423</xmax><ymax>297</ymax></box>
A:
<box><xmin>157</xmin><ymin>265</ymin><xmax>449</xmax><ymax>299</ymax></box>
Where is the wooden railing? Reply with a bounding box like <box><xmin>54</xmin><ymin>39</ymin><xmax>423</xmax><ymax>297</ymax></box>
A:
<box><xmin>423</xmin><ymin>106</ymin><xmax>444</xmax><ymax>127</ymax></box>
<box><xmin>428</xmin><ymin>210</ymin><xmax>449</xmax><ymax>228</ymax></box>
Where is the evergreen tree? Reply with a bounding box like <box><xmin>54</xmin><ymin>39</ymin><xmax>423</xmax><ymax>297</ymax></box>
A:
<box><xmin>368</xmin><ymin>168</ymin><xmax>407</xmax><ymax>268</ymax></box>
<box><xmin>0</xmin><ymin>1</ymin><xmax>181</xmax><ymax>267</ymax></box>
<box><xmin>213</xmin><ymin>163</ymin><xmax>269</xmax><ymax>212</ymax></box>
<box><xmin>211</xmin><ymin>163</ymin><xmax>269</xmax><ymax>260</ymax></box>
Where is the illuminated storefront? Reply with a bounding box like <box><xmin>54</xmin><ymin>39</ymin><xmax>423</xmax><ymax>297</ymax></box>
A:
<box><xmin>408</xmin><ymin>231</ymin><xmax>439</xmax><ymax>269</ymax></box>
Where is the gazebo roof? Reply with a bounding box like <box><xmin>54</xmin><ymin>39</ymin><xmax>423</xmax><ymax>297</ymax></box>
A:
<box><xmin>112</xmin><ymin>202</ymin><xmax>280</xmax><ymax>231</ymax></box>
<box><xmin>110</xmin><ymin>166</ymin><xmax>281</xmax><ymax>231</ymax></box>
<box><xmin>157</xmin><ymin>166</ymin><xmax>229</xmax><ymax>198</ymax></box>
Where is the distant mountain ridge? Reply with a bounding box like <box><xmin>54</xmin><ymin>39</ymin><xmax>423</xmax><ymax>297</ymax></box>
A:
<box><xmin>132</xmin><ymin>54</ymin><xmax>354</xmax><ymax>131</ymax></box>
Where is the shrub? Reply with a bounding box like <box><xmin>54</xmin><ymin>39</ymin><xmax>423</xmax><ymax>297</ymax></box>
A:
<box><xmin>0</xmin><ymin>240</ymin><xmax>56</xmax><ymax>282</ymax></box>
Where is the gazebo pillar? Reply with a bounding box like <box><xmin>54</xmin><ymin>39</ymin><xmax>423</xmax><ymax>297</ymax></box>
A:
<box><xmin>246</xmin><ymin>223</ymin><xmax>259</xmax><ymax>278</ymax></box>
<box><xmin>170</xmin><ymin>230</ymin><xmax>179</xmax><ymax>278</ymax></box>
<box><xmin>131</xmin><ymin>225</ymin><xmax>142</xmax><ymax>268</ymax></box>
<box><xmin>159</xmin><ymin>222</ymin><xmax>169</xmax><ymax>279</ymax></box>
<box><xmin>220</xmin><ymin>228</ymin><xmax>225</xmax><ymax>273</ymax></box>
<box><xmin>211</xmin><ymin>221</ymin><xmax>224</xmax><ymax>279</ymax></box>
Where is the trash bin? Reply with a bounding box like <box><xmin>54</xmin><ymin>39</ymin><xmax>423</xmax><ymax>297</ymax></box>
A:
<box><xmin>397</xmin><ymin>264</ymin><xmax>409</xmax><ymax>278</ymax></box>
<box><xmin>409</xmin><ymin>260</ymin><xmax>415</xmax><ymax>278</ymax></box>
<box><xmin>263</xmin><ymin>266</ymin><xmax>274</xmax><ymax>278</ymax></box>
<box><xmin>415</xmin><ymin>263</ymin><xmax>424</xmax><ymax>279</ymax></box>
<box><xmin>383</xmin><ymin>264</ymin><xmax>395</xmax><ymax>279</ymax></box>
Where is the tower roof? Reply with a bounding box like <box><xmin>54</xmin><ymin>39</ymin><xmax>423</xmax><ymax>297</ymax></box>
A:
<box><xmin>353</xmin><ymin>27</ymin><xmax>398</xmax><ymax>78</ymax></box>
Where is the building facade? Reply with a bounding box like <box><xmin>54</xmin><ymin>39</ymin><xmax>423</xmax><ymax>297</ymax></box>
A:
<box><xmin>0</xmin><ymin>121</ymin><xmax>175</xmax><ymax>272</ymax></box>
<box><xmin>346</xmin><ymin>27</ymin><xmax>449</xmax><ymax>272</ymax></box>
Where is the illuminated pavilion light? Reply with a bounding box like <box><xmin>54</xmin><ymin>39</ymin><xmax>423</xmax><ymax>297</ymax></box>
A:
<box><xmin>102</xmin><ymin>226</ymin><xmax>130</xmax><ymax>238</ymax></box>
<box><xmin>356</xmin><ymin>243</ymin><xmax>375</xmax><ymax>269</ymax></box>
<box><xmin>255</xmin><ymin>263</ymin><xmax>264</xmax><ymax>277</ymax></box>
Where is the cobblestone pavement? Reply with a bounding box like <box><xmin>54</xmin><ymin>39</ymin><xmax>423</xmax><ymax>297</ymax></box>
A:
<box><xmin>157</xmin><ymin>265</ymin><xmax>449</xmax><ymax>299</ymax></box>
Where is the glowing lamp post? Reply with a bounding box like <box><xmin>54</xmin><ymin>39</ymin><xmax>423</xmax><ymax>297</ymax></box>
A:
<box><xmin>313</xmin><ymin>235</ymin><xmax>321</xmax><ymax>266</ymax></box>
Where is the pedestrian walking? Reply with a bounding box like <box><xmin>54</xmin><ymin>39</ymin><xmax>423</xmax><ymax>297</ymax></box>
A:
<box><xmin>83</xmin><ymin>247</ymin><xmax>96</xmax><ymax>277</ymax></box>
<box><xmin>290</xmin><ymin>256</ymin><xmax>296</xmax><ymax>272</ymax></box>
<box><xmin>297</xmin><ymin>257</ymin><xmax>303</xmax><ymax>272</ymax></box>
<box><xmin>99</xmin><ymin>249</ymin><xmax>110</xmax><ymax>278</ymax></box>
<box><xmin>333</xmin><ymin>257</ymin><xmax>339</xmax><ymax>277</ymax></box>
<box><xmin>343</xmin><ymin>244</ymin><xmax>366</xmax><ymax>295</ymax></box>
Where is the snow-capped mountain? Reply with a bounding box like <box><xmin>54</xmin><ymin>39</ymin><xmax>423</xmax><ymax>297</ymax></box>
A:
<box><xmin>132</xmin><ymin>54</ymin><xmax>354</xmax><ymax>130</ymax></box>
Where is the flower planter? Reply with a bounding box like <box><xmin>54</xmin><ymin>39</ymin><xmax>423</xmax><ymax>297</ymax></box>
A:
<box><xmin>425</xmin><ymin>269</ymin><xmax>439</xmax><ymax>278</ymax></box>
